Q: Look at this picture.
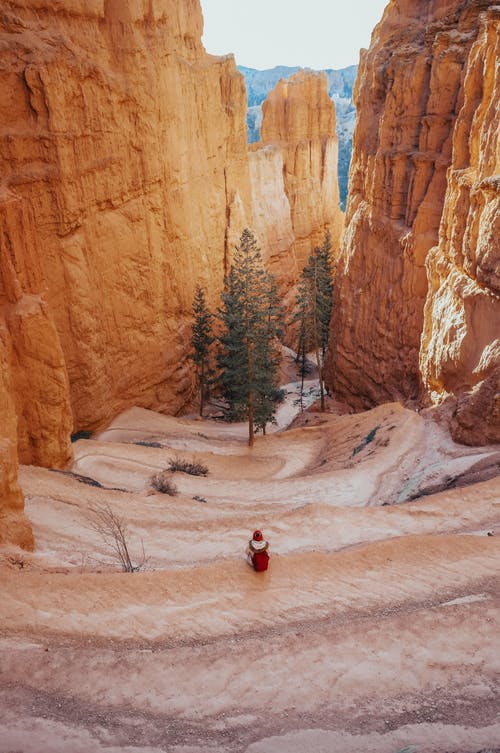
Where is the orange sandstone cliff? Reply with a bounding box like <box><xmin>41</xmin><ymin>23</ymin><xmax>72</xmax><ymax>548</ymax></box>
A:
<box><xmin>0</xmin><ymin>2</ymin><xmax>345</xmax><ymax>546</ymax></box>
<box><xmin>0</xmin><ymin>327</ymin><xmax>34</xmax><ymax>550</ymax></box>
<box><xmin>327</xmin><ymin>0</ymin><xmax>499</xmax><ymax>443</ymax></box>
<box><xmin>420</xmin><ymin>4</ymin><xmax>500</xmax><ymax>445</ymax></box>
<box><xmin>0</xmin><ymin>0</ymin><xmax>251</xmax><ymax>439</ymax></box>
<box><xmin>0</xmin><ymin>0</ymin><xmax>252</xmax><ymax>545</ymax></box>
<box><xmin>259</xmin><ymin>71</ymin><xmax>344</xmax><ymax>276</ymax></box>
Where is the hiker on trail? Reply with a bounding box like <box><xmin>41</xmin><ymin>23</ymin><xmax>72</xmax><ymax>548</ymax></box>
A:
<box><xmin>247</xmin><ymin>529</ymin><xmax>270</xmax><ymax>572</ymax></box>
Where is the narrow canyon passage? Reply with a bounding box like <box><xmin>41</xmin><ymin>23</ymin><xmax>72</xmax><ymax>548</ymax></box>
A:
<box><xmin>0</xmin><ymin>0</ymin><xmax>498</xmax><ymax>751</ymax></box>
<box><xmin>1</xmin><ymin>404</ymin><xmax>499</xmax><ymax>753</ymax></box>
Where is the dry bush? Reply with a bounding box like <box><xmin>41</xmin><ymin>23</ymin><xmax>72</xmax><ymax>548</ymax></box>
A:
<box><xmin>168</xmin><ymin>456</ymin><xmax>208</xmax><ymax>476</ymax></box>
<box><xmin>87</xmin><ymin>503</ymin><xmax>146</xmax><ymax>572</ymax></box>
<box><xmin>151</xmin><ymin>471</ymin><xmax>178</xmax><ymax>495</ymax></box>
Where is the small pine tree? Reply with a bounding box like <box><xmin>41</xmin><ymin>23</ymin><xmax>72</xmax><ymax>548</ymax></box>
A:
<box><xmin>191</xmin><ymin>283</ymin><xmax>214</xmax><ymax>417</ymax></box>
<box><xmin>294</xmin><ymin>232</ymin><xmax>334</xmax><ymax>411</ymax></box>
<box><xmin>217</xmin><ymin>228</ymin><xmax>283</xmax><ymax>446</ymax></box>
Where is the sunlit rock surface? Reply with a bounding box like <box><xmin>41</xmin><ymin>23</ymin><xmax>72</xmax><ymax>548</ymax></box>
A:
<box><xmin>0</xmin><ymin>0</ymin><xmax>251</xmax><ymax>437</ymax></box>
<box><xmin>327</xmin><ymin>0</ymin><xmax>499</xmax><ymax>444</ymax></box>
<box><xmin>420</xmin><ymin>4</ymin><xmax>500</xmax><ymax>445</ymax></box>
<box><xmin>0</xmin><ymin>0</ymin><xmax>252</xmax><ymax>544</ymax></box>
<box><xmin>260</xmin><ymin>70</ymin><xmax>344</xmax><ymax>273</ymax></box>
<box><xmin>0</xmin><ymin>329</ymin><xmax>34</xmax><ymax>550</ymax></box>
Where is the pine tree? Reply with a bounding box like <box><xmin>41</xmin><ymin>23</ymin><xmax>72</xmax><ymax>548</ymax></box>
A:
<box><xmin>190</xmin><ymin>283</ymin><xmax>214</xmax><ymax>417</ymax></box>
<box><xmin>217</xmin><ymin>228</ymin><xmax>283</xmax><ymax>446</ymax></box>
<box><xmin>294</xmin><ymin>277</ymin><xmax>312</xmax><ymax>412</ymax></box>
<box><xmin>294</xmin><ymin>232</ymin><xmax>334</xmax><ymax>411</ymax></box>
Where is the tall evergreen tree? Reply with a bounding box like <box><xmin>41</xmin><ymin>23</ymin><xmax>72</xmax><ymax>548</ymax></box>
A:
<box><xmin>315</xmin><ymin>231</ymin><xmax>334</xmax><ymax>363</ymax></box>
<box><xmin>190</xmin><ymin>283</ymin><xmax>214</xmax><ymax>417</ymax></box>
<box><xmin>295</xmin><ymin>278</ymin><xmax>312</xmax><ymax>412</ymax></box>
<box><xmin>217</xmin><ymin>228</ymin><xmax>283</xmax><ymax>446</ymax></box>
<box><xmin>294</xmin><ymin>232</ymin><xmax>334</xmax><ymax>411</ymax></box>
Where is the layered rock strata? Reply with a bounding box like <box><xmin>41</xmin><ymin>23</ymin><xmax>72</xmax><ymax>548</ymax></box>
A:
<box><xmin>0</xmin><ymin>330</ymin><xmax>34</xmax><ymax>550</ymax></box>
<box><xmin>0</xmin><ymin>2</ymin><xmax>345</xmax><ymax>545</ymax></box>
<box><xmin>259</xmin><ymin>71</ymin><xmax>344</xmax><ymax>274</ymax></box>
<box><xmin>0</xmin><ymin>0</ymin><xmax>253</xmax><ymax>545</ymax></box>
<box><xmin>421</xmin><ymin>4</ymin><xmax>500</xmax><ymax>445</ymax></box>
<box><xmin>0</xmin><ymin>0</ymin><xmax>251</xmax><ymax>438</ymax></box>
<box><xmin>327</xmin><ymin>0</ymin><xmax>499</xmax><ymax>443</ymax></box>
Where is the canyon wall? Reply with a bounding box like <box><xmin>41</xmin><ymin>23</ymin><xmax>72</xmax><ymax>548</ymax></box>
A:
<box><xmin>0</xmin><ymin>328</ymin><xmax>34</xmax><ymax>550</ymax></box>
<box><xmin>0</xmin><ymin>0</ymin><xmax>253</xmax><ymax>546</ymax></box>
<box><xmin>327</xmin><ymin>0</ymin><xmax>499</xmax><ymax>444</ymax></box>
<box><xmin>0</xmin><ymin>2</ymin><xmax>344</xmax><ymax>546</ymax></box>
<box><xmin>420</xmin><ymin>4</ymin><xmax>500</xmax><ymax>444</ymax></box>
<box><xmin>240</xmin><ymin>64</ymin><xmax>357</xmax><ymax>210</ymax></box>
<box><xmin>0</xmin><ymin>0</ymin><xmax>252</xmax><ymax>441</ymax></box>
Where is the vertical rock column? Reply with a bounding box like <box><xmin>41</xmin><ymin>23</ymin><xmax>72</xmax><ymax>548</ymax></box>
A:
<box><xmin>0</xmin><ymin>330</ymin><xmax>34</xmax><ymax>550</ymax></box>
<box><xmin>0</xmin><ymin>193</ymin><xmax>73</xmax><ymax>468</ymax></box>
<box><xmin>259</xmin><ymin>70</ymin><xmax>344</xmax><ymax>272</ymax></box>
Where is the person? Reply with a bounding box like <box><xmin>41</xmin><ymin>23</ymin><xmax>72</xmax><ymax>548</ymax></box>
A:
<box><xmin>247</xmin><ymin>529</ymin><xmax>270</xmax><ymax>572</ymax></box>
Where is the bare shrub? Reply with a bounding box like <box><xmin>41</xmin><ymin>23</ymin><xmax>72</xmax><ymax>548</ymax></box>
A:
<box><xmin>8</xmin><ymin>554</ymin><xmax>25</xmax><ymax>569</ymax></box>
<box><xmin>87</xmin><ymin>503</ymin><xmax>146</xmax><ymax>572</ymax></box>
<box><xmin>168</xmin><ymin>456</ymin><xmax>208</xmax><ymax>476</ymax></box>
<box><xmin>151</xmin><ymin>471</ymin><xmax>178</xmax><ymax>495</ymax></box>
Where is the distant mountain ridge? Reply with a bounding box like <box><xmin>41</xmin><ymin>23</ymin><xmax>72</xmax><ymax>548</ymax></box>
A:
<box><xmin>239</xmin><ymin>64</ymin><xmax>357</xmax><ymax>209</ymax></box>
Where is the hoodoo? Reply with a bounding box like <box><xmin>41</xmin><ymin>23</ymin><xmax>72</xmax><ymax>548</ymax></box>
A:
<box><xmin>248</xmin><ymin>70</ymin><xmax>344</xmax><ymax>307</ymax></box>
<box><xmin>260</xmin><ymin>70</ymin><xmax>344</xmax><ymax>272</ymax></box>
<box><xmin>326</xmin><ymin>0</ymin><xmax>499</xmax><ymax>444</ymax></box>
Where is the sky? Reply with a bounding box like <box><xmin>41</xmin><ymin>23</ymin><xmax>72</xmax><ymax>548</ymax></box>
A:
<box><xmin>199</xmin><ymin>0</ymin><xmax>389</xmax><ymax>71</ymax></box>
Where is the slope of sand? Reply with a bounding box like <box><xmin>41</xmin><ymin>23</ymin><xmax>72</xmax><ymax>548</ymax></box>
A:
<box><xmin>0</xmin><ymin>399</ymin><xmax>499</xmax><ymax>753</ymax></box>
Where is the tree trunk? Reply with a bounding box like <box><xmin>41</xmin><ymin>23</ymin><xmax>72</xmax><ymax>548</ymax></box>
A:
<box><xmin>248</xmin><ymin>401</ymin><xmax>254</xmax><ymax>447</ymax></box>
<box><xmin>315</xmin><ymin>344</ymin><xmax>325</xmax><ymax>412</ymax></box>
<box><xmin>200</xmin><ymin>362</ymin><xmax>205</xmax><ymax>417</ymax></box>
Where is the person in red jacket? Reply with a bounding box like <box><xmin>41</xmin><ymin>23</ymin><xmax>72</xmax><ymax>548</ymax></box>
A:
<box><xmin>247</xmin><ymin>529</ymin><xmax>270</xmax><ymax>572</ymax></box>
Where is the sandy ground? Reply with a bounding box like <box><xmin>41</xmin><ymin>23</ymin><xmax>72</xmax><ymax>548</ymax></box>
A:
<box><xmin>0</xmin><ymin>387</ymin><xmax>499</xmax><ymax>753</ymax></box>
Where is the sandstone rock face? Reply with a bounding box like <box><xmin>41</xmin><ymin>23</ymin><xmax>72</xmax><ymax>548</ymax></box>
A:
<box><xmin>241</xmin><ymin>64</ymin><xmax>357</xmax><ymax>210</ymax></box>
<box><xmin>0</xmin><ymin>329</ymin><xmax>34</xmax><ymax>550</ymax></box>
<box><xmin>0</xmin><ymin>0</ymin><xmax>251</xmax><ymax>439</ymax></box>
<box><xmin>260</xmin><ymin>71</ymin><xmax>344</xmax><ymax>273</ymax></box>
<box><xmin>0</xmin><ymin>0</ymin><xmax>253</xmax><ymax>545</ymax></box>
<box><xmin>0</xmin><ymin>2</ymin><xmax>346</xmax><ymax>546</ymax></box>
<box><xmin>420</xmin><ymin>4</ymin><xmax>500</xmax><ymax>444</ymax></box>
<box><xmin>248</xmin><ymin>144</ymin><xmax>296</xmax><ymax>287</ymax></box>
<box><xmin>327</xmin><ymin>0</ymin><xmax>499</xmax><ymax>444</ymax></box>
<box><xmin>0</xmin><ymin>192</ymin><xmax>73</xmax><ymax>468</ymax></box>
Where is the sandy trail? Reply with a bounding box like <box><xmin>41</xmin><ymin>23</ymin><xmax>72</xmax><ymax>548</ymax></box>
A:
<box><xmin>1</xmin><ymin>400</ymin><xmax>499</xmax><ymax>753</ymax></box>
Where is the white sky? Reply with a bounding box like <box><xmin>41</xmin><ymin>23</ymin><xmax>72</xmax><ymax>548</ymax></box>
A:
<box><xmin>200</xmin><ymin>0</ymin><xmax>389</xmax><ymax>71</ymax></box>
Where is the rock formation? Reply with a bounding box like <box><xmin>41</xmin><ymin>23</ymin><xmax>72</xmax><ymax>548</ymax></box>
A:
<box><xmin>0</xmin><ymin>0</ymin><xmax>251</xmax><ymax>437</ymax></box>
<box><xmin>0</xmin><ymin>192</ymin><xmax>73</xmax><ymax>469</ymax></box>
<box><xmin>0</xmin><ymin>330</ymin><xmax>34</xmax><ymax>550</ymax></box>
<box><xmin>1</xmin><ymin>1</ymin><xmax>346</xmax><ymax>546</ymax></box>
<box><xmin>0</xmin><ymin>0</ymin><xmax>253</xmax><ymax>545</ymax></box>
<box><xmin>240</xmin><ymin>64</ymin><xmax>357</xmax><ymax>210</ymax></box>
<box><xmin>327</xmin><ymin>0</ymin><xmax>499</xmax><ymax>444</ymax></box>
<box><xmin>260</xmin><ymin>71</ymin><xmax>344</xmax><ymax>275</ymax></box>
<box><xmin>248</xmin><ymin>143</ymin><xmax>296</xmax><ymax>289</ymax></box>
<box><xmin>420</xmin><ymin>4</ymin><xmax>500</xmax><ymax>445</ymax></box>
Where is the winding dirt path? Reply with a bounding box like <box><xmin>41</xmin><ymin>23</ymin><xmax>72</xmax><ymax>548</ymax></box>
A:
<box><xmin>0</xmin><ymin>403</ymin><xmax>499</xmax><ymax>752</ymax></box>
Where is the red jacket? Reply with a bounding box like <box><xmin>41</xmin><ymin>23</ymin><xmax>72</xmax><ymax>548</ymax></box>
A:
<box><xmin>248</xmin><ymin>539</ymin><xmax>269</xmax><ymax>571</ymax></box>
